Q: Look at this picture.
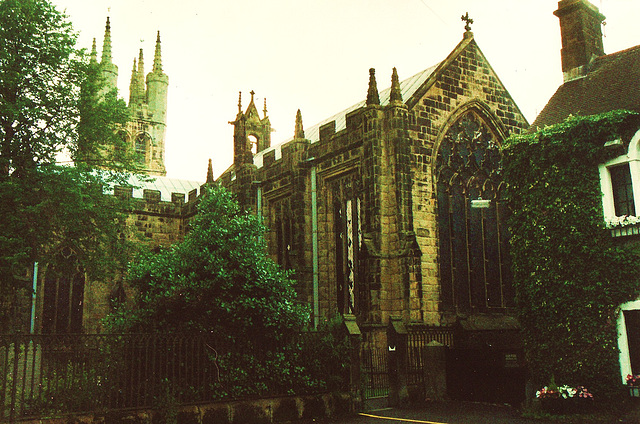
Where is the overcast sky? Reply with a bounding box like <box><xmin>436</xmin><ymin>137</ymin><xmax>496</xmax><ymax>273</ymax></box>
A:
<box><xmin>50</xmin><ymin>0</ymin><xmax>640</xmax><ymax>182</ymax></box>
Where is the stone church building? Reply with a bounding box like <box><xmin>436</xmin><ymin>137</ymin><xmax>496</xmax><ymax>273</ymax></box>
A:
<box><xmin>218</xmin><ymin>21</ymin><xmax>528</xmax><ymax>349</ymax></box>
<box><xmin>32</xmin><ymin>14</ymin><xmax>530</xmax><ymax>359</ymax></box>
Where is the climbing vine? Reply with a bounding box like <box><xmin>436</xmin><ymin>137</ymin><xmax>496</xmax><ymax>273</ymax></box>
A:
<box><xmin>502</xmin><ymin>110</ymin><xmax>640</xmax><ymax>397</ymax></box>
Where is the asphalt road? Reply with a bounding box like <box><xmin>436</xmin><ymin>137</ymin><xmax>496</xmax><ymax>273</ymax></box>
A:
<box><xmin>306</xmin><ymin>402</ymin><xmax>544</xmax><ymax>424</ymax></box>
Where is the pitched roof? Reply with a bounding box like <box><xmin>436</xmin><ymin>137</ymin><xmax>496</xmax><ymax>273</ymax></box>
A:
<box><xmin>253</xmin><ymin>64</ymin><xmax>438</xmax><ymax>168</ymax></box>
<box><xmin>531</xmin><ymin>45</ymin><xmax>640</xmax><ymax>130</ymax></box>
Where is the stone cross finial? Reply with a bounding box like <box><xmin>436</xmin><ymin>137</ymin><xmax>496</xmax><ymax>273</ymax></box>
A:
<box><xmin>461</xmin><ymin>12</ymin><xmax>473</xmax><ymax>31</ymax></box>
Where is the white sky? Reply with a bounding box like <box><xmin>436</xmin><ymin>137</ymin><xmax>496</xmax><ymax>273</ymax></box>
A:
<box><xmin>50</xmin><ymin>0</ymin><xmax>640</xmax><ymax>182</ymax></box>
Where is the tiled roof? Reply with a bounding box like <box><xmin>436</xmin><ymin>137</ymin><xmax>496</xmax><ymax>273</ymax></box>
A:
<box><xmin>531</xmin><ymin>45</ymin><xmax>640</xmax><ymax>130</ymax></box>
<box><xmin>253</xmin><ymin>64</ymin><xmax>438</xmax><ymax>168</ymax></box>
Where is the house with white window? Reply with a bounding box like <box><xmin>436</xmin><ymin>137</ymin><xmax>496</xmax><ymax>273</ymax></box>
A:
<box><xmin>532</xmin><ymin>0</ymin><xmax>640</xmax><ymax>385</ymax></box>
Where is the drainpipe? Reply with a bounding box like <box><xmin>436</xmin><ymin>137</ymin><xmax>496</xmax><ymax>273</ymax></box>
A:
<box><xmin>252</xmin><ymin>181</ymin><xmax>262</xmax><ymax>222</ymax></box>
<box><xmin>30</xmin><ymin>262</ymin><xmax>38</xmax><ymax>334</ymax></box>
<box><xmin>299</xmin><ymin>158</ymin><xmax>320</xmax><ymax>329</ymax></box>
<box><xmin>311</xmin><ymin>164</ymin><xmax>319</xmax><ymax>329</ymax></box>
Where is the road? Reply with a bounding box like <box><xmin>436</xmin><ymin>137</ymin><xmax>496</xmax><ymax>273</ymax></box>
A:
<box><xmin>310</xmin><ymin>402</ymin><xmax>543</xmax><ymax>424</ymax></box>
<box><xmin>302</xmin><ymin>400</ymin><xmax>640</xmax><ymax>424</ymax></box>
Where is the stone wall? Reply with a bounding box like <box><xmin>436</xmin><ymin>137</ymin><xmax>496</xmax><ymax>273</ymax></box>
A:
<box><xmin>15</xmin><ymin>392</ymin><xmax>354</xmax><ymax>424</ymax></box>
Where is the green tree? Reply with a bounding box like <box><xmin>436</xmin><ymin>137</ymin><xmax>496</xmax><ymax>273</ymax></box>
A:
<box><xmin>0</xmin><ymin>0</ymin><xmax>136</xmax><ymax>330</ymax></box>
<box><xmin>106</xmin><ymin>185</ymin><xmax>309</xmax><ymax>344</ymax></box>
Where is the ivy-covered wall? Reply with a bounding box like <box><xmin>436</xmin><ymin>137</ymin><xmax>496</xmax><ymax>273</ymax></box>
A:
<box><xmin>502</xmin><ymin>110</ymin><xmax>640</xmax><ymax>397</ymax></box>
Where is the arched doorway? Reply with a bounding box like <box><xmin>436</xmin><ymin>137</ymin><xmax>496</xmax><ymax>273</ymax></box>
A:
<box><xmin>41</xmin><ymin>247</ymin><xmax>85</xmax><ymax>333</ymax></box>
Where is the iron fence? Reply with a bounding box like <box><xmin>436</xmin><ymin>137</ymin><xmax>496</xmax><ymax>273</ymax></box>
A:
<box><xmin>0</xmin><ymin>332</ymin><xmax>329</xmax><ymax>422</ymax></box>
<box><xmin>407</xmin><ymin>326</ymin><xmax>454</xmax><ymax>386</ymax></box>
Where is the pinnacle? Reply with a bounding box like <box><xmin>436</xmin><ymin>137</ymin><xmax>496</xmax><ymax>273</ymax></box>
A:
<box><xmin>366</xmin><ymin>68</ymin><xmax>380</xmax><ymax>106</ymax></box>
<box><xmin>294</xmin><ymin>109</ymin><xmax>305</xmax><ymax>139</ymax></box>
<box><xmin>390</xmin><ymin>67</ymin><xmax>403</xmax><ymax>105</ymax></box>
<box><xmin>206</xmin><ymin>159</ymin><xmax>214</xmax><ymax>183</ymax></box>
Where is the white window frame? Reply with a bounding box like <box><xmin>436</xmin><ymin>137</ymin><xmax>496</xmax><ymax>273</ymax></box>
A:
<box><xmin>618</xmin><ymin>301</ymin><xmax>640</xmax><ymax>384</ymax></box>
<box><xmin>599</xmin><ymin>129</ymin><xmax>640</xmax><ymax>223</ymax></box>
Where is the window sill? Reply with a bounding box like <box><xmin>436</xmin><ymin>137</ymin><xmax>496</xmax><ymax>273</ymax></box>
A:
<box><xmin>606</xmin><ymin>215</ymin><xmax>640</xmax><ymax>237</ymax></box>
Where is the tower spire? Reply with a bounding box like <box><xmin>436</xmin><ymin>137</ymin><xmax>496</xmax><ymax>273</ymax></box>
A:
<box><xmin>129</xmin><ymin>58</ymin><xmax>138</xmax><ymax>103</ymax></box>
<box><xmin>90</xmin><ymin>38</ymin><xmax>98</xmax><ymax>64</ymax></box>
<box><xmin>294</xmin><ymin>109</ymin><xmax>305</xmax><ymax>139</ymax></box>
<box><xmin>135</xmin><ymin>48</ymin><xmax>145</xmax><ymax>101</ymax></box>
<box><xmin>152</xmin><ymin>31</ymin><xmax>163</xmax><ymax>73</ymax></box>
<box><xmin>366</xmin><ymin>68</ymin><xmax>380</xmax><ymax>106</ymax></box>
<box><xmin>99</xmin><ymin>17</ymin><xmax>118</xmax><ymax>91</ymax></box>
<box><xmin>237</xmin><ymin>91</ymin><xmax>242</xmax><ymax>114</ymax></box>
<box><xmin>101</xmin><ymin>17</ymin><xmax>113</xmax><ymax>64</ymax></box>
<box><xmin>137</xmin><ymin>48</ymin><xmax>145</xmax><ymax>77</ymax></box>
<box><xmin>390</xmin><ymin>67</ymin><xmax>403</xmax><ymax>105</ymax></box>
<box><xmin>263</xmin><ymin>98</ymin><xmax>268</xmax><ymax>119</ymax></box>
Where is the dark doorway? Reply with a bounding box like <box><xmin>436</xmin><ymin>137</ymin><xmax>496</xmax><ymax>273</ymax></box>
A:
<box><xmin>42</xmin><ymin>248</ymin><xmax>85</xmax><ymax>333</ymax></box>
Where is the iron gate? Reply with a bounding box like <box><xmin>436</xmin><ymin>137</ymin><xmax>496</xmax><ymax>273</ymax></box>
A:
<box><xmin>361</xmin><ymin>332</ymin><xmax>389</xmax><ymax>401</ymax></box>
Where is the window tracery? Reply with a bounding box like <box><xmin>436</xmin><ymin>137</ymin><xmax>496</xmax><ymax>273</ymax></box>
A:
<box><xmin>435</xmin><ymin>111</ymin><xmax>513</xmax><ymax>311</ymax></box>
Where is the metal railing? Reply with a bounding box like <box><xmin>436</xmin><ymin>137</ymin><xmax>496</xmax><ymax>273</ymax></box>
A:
<box><xmin>407</xmin><ymin>326</ymin><xmax>454</xmax><ymax>386</ymax></box>
<box><xmin>0</xmin><ymin>332</ymin><xmax>330</xmax><ymax>421</ymax></box>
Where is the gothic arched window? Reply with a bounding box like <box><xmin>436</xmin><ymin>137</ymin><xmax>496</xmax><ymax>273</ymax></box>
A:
<box><xmin>435</xmin><ymin>111</ymin><xmax>514</xmax><ymax>311</ymax></box>
<box><xmin>135</xmin><ymin>133</ymin><xmax>150</xmax><ymax>163</ymax></box>
<box><xmin>42</xmin><ymin>247</ymin><xmax>85</xmax><ymax>333</ymax></box>
<box><xmin>331</xmin><ymin>176</ymin><xmax>363</xmax><ymax>315</ymax></box>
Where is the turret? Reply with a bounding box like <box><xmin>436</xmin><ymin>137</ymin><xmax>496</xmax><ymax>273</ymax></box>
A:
<box><xmin>146</xmin><ymin>32</ymin><xmax>169</xmax><ymax>124</ymax></box>
<box><xmin>230</xmin><ymin>90</ymin><xmax>273</xmax><ymax>166</ymax></box>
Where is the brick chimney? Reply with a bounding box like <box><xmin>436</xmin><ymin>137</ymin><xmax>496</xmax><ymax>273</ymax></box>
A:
<box><xmin>554</xmin><ymin>0</ymin><xmax>605</xmax><ymax>82</ymax></box>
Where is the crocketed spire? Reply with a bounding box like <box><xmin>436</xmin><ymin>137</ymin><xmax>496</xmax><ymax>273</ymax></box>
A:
<box><xmin>390</xmin><ymin>67</ymin><xmax>403</xmax><ymax>105</ymax></box>
<box><xmin>152</xmin><ymin>31</ymin><xmax>163</xmax><ymax>73</ymax></box>
<box><xmin>101</xmin><ymin>17</ymin><xmax>113</xmax><ymax>64</ymax></box>
<box><xmin>129</xmin><ymin>58</ymin><xmax>136</xmax><ymax>102</ymax></box>
<box><xmin>366</xmin><ymin>68</ymin><xmax>380</xmax><ymax>106</ymax></box>
<box><xmin>90</xmin><ymin>38</ymin><xmax>98</xmax><ymax>64</ymax></box>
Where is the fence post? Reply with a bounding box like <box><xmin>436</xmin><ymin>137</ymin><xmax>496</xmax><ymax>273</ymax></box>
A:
<box><xmin>343</xmin><ymin>314</ymin><xmax>362</xmax><ymax>411</ymax></box>
<box><xmin>423</xmin><ymin>341</ymin><xmax>447</xmax><ymax>401</ymax></box>
<box><xmin>387</xmin><ymin>316</ymin><xmax>408</xmax><ymax>407</ymax></box>
<box><xmin>9</xmin><ymin>335</ymin><xmax>20</xmax><ymax>423</ymax></box>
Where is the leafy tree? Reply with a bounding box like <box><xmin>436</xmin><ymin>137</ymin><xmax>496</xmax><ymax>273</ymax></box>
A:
<box><xmin>106</xmin><ymin>185</ymin><xmax>309</xmax><ymax>345</ymax></box>
<box><xmin>0</xmin><ymin>0</ymin><xmax>136</xmax><ymax>330</ymax></box>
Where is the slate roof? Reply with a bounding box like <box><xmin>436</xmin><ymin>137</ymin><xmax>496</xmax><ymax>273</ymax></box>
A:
<box><xmin>253</xmin><ymin>64</ymin><xmax>438</xmax><ymax>168</ymax></box>
<box><xmin>531</xmin><ymin>45</ymin><xmax>640</xmax><ymax>130</ymax></box>
<box><xmin>114</xmin><ymin>174</ymin><xmax>203</xmax><ymax>202</ymax></box>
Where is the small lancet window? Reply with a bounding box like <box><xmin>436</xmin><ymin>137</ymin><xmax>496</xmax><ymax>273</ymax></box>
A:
<box><xmin>610</xmin><ymin>164</ymin><xmax>635</xmax><ymax>216</ymax></box>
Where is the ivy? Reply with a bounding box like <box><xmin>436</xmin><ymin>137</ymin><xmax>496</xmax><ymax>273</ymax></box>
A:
<box><xmin>502</xmin><ymin>110</ymin><xmax>640</xmax><ymax>398</ymax></box>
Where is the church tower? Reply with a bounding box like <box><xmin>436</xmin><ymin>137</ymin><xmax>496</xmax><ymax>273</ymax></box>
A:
<box><xmin>97</xmin><ymin>18</ymin><xmax>168</xmax><ymax>176</ymax></box>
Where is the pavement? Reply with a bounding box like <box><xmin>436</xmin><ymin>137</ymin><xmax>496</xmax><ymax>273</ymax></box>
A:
<box><xmin>301</xmin><ymin>400</ymin><xmax>640</xmax><ymax>424</ymax></box>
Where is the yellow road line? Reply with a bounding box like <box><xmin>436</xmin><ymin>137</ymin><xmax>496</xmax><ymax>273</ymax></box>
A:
<box><xmin>357</xmin><ymin>412</ymin><xmax>448</xmax><ymax>424</ymax></box>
